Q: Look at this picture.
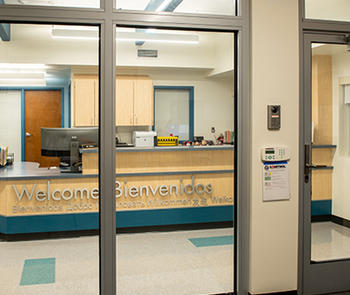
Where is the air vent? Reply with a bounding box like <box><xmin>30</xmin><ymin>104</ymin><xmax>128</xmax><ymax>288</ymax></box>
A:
<box><xmin>138</xmin><ymin>49</ymin><xmax>158</xmax><ymax>58</ymax></box>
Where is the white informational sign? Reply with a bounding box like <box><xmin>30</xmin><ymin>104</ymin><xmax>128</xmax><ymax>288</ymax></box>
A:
<box><xmin>262</xmin><ymin>161</ymin><xmax>290</xmax><ymax>201</ymax></box>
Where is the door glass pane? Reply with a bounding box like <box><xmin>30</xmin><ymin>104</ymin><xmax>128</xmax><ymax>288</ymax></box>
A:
<box><xmin>311</xmin><ymin>43</ymin><xmax>350</xmax><ymax>262</ymax></box>
<box><xmin>305</xmin><ymin>0</ymin><xmax>350</xmax><ymax>22</ymax></box>
<box><xmin>0</xmin><ymin>0</ymin><xmax>99</xmax><ymax>8</ymax></box>
<box><xmin>116</xmin><ymin>0</ymin><xmax>236</xmax><ymax>16</ymax></box>
<box><xmin>115</xmin><ymin>27</ymin><xmax>235</xmax><ymax>294</ymax></box>
<box><xmin>0</xmin><ymin>24</ymin><xmax>100</xmax><ymax>293</ymax></box>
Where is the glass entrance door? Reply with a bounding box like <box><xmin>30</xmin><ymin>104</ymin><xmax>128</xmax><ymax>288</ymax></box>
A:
<box><xmin>302</xmin><ymin>33</ymin><xmax>350</xmax><ymax>295</ymax></box>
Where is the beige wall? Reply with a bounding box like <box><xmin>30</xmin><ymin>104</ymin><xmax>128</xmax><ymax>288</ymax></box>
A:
<box><xmin>250</xmin><ymin>0</ymin><xmax>299</xmax><ymax>293</ymax></box>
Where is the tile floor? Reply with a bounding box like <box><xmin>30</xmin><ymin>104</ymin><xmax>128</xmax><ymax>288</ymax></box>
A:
<box><xmin>5</xmin><ymin>221</ymin><xmax>350</xmax><ymax>294</ymax></box>
<box><xmin>312</xmin><ymin>222</ymin><xmax>350</xmax><ymax>262</ymax></box>
<box><xmin>0</xmin><ymin>228</ymin><xmax>234</xmax><ymax>295</ymax></box>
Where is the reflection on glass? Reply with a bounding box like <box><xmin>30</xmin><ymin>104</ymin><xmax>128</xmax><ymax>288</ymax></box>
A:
<box><xmin>116</xmin><ymin>0</ymin><xmax>236</xmax><ymax>16</ymax></box>
<box><xmin>1</xmin><ymin>0</ymin><xmax>99</xmax><ymax>8</ymax></box>
<box><xmin>0</xmin><ymin>24</ymin><xmax>99</xmax><ymax>293</ymax></box>
<box><xmin>311</xmin><ymin>43</ymin><xmax>350</xmax><ymax>263</ymax></box>
<box><xmin>115</xmin><ymin>27</ymin><xmax>235</xmax><ymax>294</ymax></box>
<box><xmin>305</xmin><ymin>0</ymin><xmax>350</xmax><ymax>22</ymax></box>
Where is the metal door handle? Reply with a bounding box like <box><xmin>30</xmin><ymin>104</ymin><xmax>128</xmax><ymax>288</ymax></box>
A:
<box><xmin>304</xmin><ymin>144</ymin><xmax>315</xmax><ymax>183</ymax></box>
<box><xmin>25</xmin><ymin>132</ymin><xmax>32</xmax><ymax>137</ymax></box>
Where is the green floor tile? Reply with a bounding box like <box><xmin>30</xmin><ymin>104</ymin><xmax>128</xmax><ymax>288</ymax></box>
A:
<box><xmin>20</xmin><ymin>258</ymin><xmax>56</xmax><ymax>286</ymax></box>
<box><xmin>189</xmin><ymin>235</ymin><xmax>233</xmax><ymax>247</ymax></box>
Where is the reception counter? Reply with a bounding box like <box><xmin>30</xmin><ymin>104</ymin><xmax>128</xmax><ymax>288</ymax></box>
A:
<box><xmin>0</xmin><ymin>146</ymin><xmax>234</xmax><ymax>235</ymax></box>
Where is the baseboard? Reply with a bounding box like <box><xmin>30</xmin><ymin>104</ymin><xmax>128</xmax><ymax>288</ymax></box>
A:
<box><xmin>249</xmin><ymin>290</ymin><xmax>297</xmax><ymax>295</ymax></box>
<box><xmin>331</xmin><ymin>215</ymin><xmax>350</xmax><ymax>229</ymax></box>
<box><xmin>0</xmin><ymin>221</ymin><xmax>233</xmax><ymax>241</ymax></box>
<box><xmin>311</xmin><ymin>214</ymin><xmax>350</xmax><ymax>230</ymax></box>
<box><xmin>311</xmin><ymin>215</ymin><xmax>332</xmax><ymax>222</ymax></box>
<box><xmin>0</xmin><ymin>229</ymin><xmax>98</xmax><ymax>242</ymax></box>
<box><xmin>117</xmin><ymin>221</ymin><xmax>233</xmax><ymax>234</ymax></box>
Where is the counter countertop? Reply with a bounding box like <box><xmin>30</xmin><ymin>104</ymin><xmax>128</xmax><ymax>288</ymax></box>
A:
<box><xmin>1</xmin><ymin>144</ymin><xmax>235</xmax><ymax>180</ymax></box>
<box><xmin>0</xmin><ymin>162</ymin><xmax>96</xmax><ymax>180</ymax></box>
<box><xmin>81</xmin><ymin>144</ymin><xmax>234</xmax><ymax>154</ymax></box>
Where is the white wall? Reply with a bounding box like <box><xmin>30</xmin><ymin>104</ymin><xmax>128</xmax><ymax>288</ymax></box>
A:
<box><xmin>116</xmin><ymin>0</ymin><xmax>235</xmax><ymax>16</ymax></box>
<box><xmin>250</xmin><ymin>0</ymin><xmax>299</xmax><ymax>293</ymax></box>
<box><xmin>114</xmin><ymin>73</ymin><xmax>234</xmax><ymax>144</ymax></box>
<box><xmin>330</xmin><ymin>49</ymin><xmax>350</xmax><ymax>220</ymax></box>
<box><xmin>0</xmin><ymin>90</ymin><xmax>22</xmax><ymax>162</ymax></box>
<box><xmin>0</xmin><ymin>24</ymin><xmax>98</xmax><ymax>65</ymax></box>
<box><xmin>0</xmin><ymin>24</ymin><xmax>233</xmax><ymax>76</ymax></box>
<box><xmin>153</xmin><ymin>77</ymin><xmax>234</xmax><ymax>140</ymax></box>
<box><xmin>116</xmin><ymin>30</ymin><xmax>216</xmax><ymax>70</ymax></box>
<box><xmin>305</xmin><ymin>0</ymin><xmax>350</xmax><ymax>22</ymax></box>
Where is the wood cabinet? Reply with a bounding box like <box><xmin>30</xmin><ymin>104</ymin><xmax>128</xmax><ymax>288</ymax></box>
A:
<box><xmin>72</xmin><ymin>74</ymin><xmax>153</xmax><ymax>127</ymax></box>
<box><xmin>116</xmin><ymin>76</ymin><xmax>153</xmax><ymax>126</ymax></box>
<box><xmin>73</xmin><ymin>75</ymin><xmax>98</xmax><ymax>127</ymax></box>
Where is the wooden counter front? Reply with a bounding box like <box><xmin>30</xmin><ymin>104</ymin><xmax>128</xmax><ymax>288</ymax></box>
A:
<box><xmin>82</xmin><ymin>146</ymin><xmax>234</xmax><ymax>175</ymax></box>
<box><xmin>1</xmin><ymin>172</ymin><xmax>233</xmax><ymax>217</ymax></box>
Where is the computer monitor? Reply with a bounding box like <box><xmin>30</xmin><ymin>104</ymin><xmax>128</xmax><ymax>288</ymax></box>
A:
<box><xmin>41</xmin><ymin>127</ymin><xmax>98</xmax><ymax>172</ymax></box>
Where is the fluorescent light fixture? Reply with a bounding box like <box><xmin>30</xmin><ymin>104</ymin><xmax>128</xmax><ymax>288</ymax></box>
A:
<box><xmin>52</xmin><ymin>26</ymin><xmax>99</xmax><ymax>40</ymax></box>
<box><xmin>117</xmin><ymin>32</ymin><xmax>199</xmax><ymax>44</ymax></box>
<box><xmin>156</xmin><ymin>0</ymin><xmax>172</xmax><ymax>11</ymax></box>
<box><xmin>51</xmin><ymin>26</ymin><xmax>199</xmax><ymax>44</ymax></box>
<box><xmin>0</xmin><ymin>79</ymin><xmax>46</xmax><ymax>87</ymax></box>
<box><xmin>0</xmin><ymin>63</ymin><xmax>47</xmax><ymax>69</ymax></box>
<box><xmin>0</xmin><ymin>69</ymin><xmax>46</xmax><ymax>74</ymax></box>
<box><xmin>311</xmin><ymin>43</ymin><xmax>325</xmax><ymax>49</ymax></box>
<box><xmin>0</xmin><ymin>72</ymin><xmax>45</xmax><ymax>79</ymax></box>
<box><xmin>0</xmin><ymin>64</ymin><xmax>47</xmax><ymax>86</ymax></box>
<box><xmin>52</xmin><ymin>25</ymin><xmax>97</xmax><ymax>31</ymax></box>
<box><xmin>20</xmin><ymin>0</ymin><xmax>99</xmax><ymax>8</ymax></box>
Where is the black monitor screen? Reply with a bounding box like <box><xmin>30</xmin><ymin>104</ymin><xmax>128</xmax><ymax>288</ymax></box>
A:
<box><xmin>41</xmin><ymin>127</ymin><xmax>98</xmax><ymax>157</ymax></box>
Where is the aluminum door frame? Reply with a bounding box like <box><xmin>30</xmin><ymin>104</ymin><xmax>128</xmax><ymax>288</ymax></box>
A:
<box><xmin>299</xmin><ymin>32</ymin><xmax>350</xmax><ymax>295</ymax></box>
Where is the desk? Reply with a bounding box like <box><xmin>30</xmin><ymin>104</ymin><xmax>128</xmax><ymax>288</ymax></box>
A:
<box><xmin>0</xmin><ymin>146</ymin><xmax>234</xmax><ymax>234</ymax></box>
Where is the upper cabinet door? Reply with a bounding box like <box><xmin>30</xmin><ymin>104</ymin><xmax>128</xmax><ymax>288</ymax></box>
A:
<box><xmin>116</xmin><ymin>77</ymin><xmax>134</xmax><ymax>126</ymax></box>
<box><xmin>133</xmin><ymin>77</ymin><xmax>153</xmax><ymax>126</ymax></box>
<box><xmin>94</xmin><ymin>79</ymin><xmax>99</xmax><ymax>126</ymax></box>
<box><xmin>73</xmin><ymin>77</ymin><xmax>96</xmax><ymax>127</ymax></box>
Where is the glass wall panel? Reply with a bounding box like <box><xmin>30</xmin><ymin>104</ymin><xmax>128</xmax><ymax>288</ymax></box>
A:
<box><xmin>305</xmin><ymin>0</ymin><xmax>350</xmax><ymax>22</ymax></box>
<box><xmin>0</xmin><ymin>24</ymin><xmax>100</xmax><ymax>294</ymax></box>
<box><xmin>0</xmin><ymin>0</ymin><xmax>99</xmax><ymax>9</ymax></box>
<box><xmin>311</xmin><ymin>43</ymin><xmax>350</xmax><ymax>263</ymax></box>
<box><xmin>115</xmin><ymin>27</ymin><xmax>235</xmax><ymax>294</ymax></box>
<box><xmin>116</xmin><ymin>0</ymin><xmax>236</xmax><ymax>16</ymax></box>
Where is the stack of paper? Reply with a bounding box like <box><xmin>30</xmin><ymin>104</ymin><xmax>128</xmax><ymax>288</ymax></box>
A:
<box><xmin>0</xmin><ymin>145</ymin><xmax>8</xmax><ymax>166</ymax></box>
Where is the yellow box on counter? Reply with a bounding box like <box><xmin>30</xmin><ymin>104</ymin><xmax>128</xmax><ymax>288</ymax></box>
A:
<box><xmin>154</xmin><ymin>136</ymin><xmax>179</xmax><ymax>146</ymax></box>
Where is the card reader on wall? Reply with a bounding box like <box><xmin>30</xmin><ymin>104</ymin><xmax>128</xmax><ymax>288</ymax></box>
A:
<box><xmin>261</xmin><ymin>146</ymin><xmax>290</xmax><ymax>162</ymax></box>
